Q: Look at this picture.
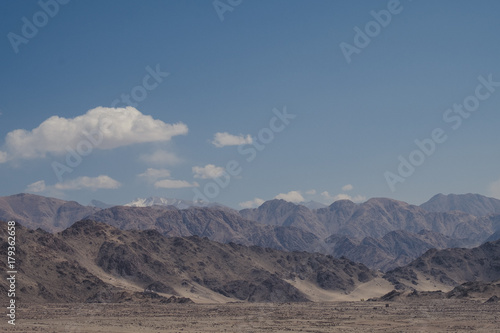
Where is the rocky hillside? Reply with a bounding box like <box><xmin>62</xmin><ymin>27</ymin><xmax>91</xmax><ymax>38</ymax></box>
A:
<box><xmin>0</xmin><ymin>220</ymin><xmax>377</xmax><ymax>304</ymax></box>
<box><xmin>384</xmin><ymin>239</ymin><xmax>500</xmax><ymax>290</ymax></box>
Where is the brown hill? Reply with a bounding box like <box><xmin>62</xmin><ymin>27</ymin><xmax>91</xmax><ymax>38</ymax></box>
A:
<box><xmin>370</xmin><ymin>280</ymin><xmax>500</xmax><ymax>302</ymax></box>
<box><xmin>0</xmin><ymin>193</ymin><xmax>100</xmax><ymax>232</ymax></box>
<box><xmin>0</xmin><ymin>220</ymin><xmax>378</xmax><ymax>304</ymax></box>
<box><xmin>384</xmin><ymin>239</ymin><xmax>500</xmax><ymax>290</ymax></box>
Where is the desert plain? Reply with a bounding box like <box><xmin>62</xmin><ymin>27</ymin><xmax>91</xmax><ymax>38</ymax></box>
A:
<box><xmin>3</xmin><ymin>299</ymin><xmax>500</xmax><ymax>332</ymax></box>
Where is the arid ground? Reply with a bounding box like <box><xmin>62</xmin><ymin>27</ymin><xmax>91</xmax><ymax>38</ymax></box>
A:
<box><xmin>3</xmin><ymin>300</ymin><xmax>500</xmax><ymax>332</ymax></box>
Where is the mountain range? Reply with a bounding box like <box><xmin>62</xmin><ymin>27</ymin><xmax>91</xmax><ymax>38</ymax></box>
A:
<box><xmin>1</xmin><ymin>192</ymin><xmax>500</xmax><ymax>271</ymax></box>
<box><xmin>2</xmin><ymin>219</ymin><xmax>500</xmax><ymax>304</ymax></box>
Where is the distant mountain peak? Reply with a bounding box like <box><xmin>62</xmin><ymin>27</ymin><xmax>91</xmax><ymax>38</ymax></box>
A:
<box><xmin>420</xmin><ymin>193</ymin><xmax>500</xmax><ymax>216</ymax></box>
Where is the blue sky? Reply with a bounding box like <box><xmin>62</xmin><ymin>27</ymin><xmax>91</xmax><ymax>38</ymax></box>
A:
<box><xmin>1</xmin><ymin>0</ymin><xmax>499</xmax><ymax>208</ymax></box>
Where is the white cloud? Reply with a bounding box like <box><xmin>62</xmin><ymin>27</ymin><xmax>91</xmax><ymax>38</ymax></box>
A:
<box><xmin>0</xmin><ymin>151</ymin><xmax>8</xmax><ymax>163</ymax></box>
<box><xmin>305</xmin><ymin>189</ymin><xmax>317</xmax><ymax>195</ymax></box>
<box><xmin>54</xmin><ymin>175</ymin><xmax>121</xmax><ymax>191</ymax></box>
<box><xmin>321</xmin><ymin>191</ymin><xmax>366</xmax><ymax>204</ymax></box>
<box><xmin>192</xmin><ymin>164</ymin><xmax>225</xmax><ymax>179</ymax></box>
<box><xmin>351</xmin><ymin>195</ymin><xmax>367</xmax><ymax>202</ymax></box>
<box><xmin>274</xmin><ymin>190</ymin><xmax>305</xmax><ymax>203</ymax></box>
<box><xmin>489</xmin><ymin>178</ymin><xmax>500</xmax><ymax>199</ymax></box>
<box><xmin>154</xmin><ymin>179</ymin><xmax>199</xmax><ymax>189</ymax></box>
<box><xmin>0</xmin><ymin>107</ymin><xmax>188</xmax><ymax>162</ymax></box>
<box><xmin>140</xmin><ymin>149</ymin><xmax>182</xmax><ymax>165</ymax></box>
<box><xmin>138</xmin><ymin>168</ymin><xmax>171</xmax><ymax>182</ymax></box>
<box><xmin>26</xmin><ymin>180</ymin><xmax>46</xmax><ymax>193</ymax></box>
<box><xmin>342</xmin><ymin>184</ymin><xmax>353</xmax><ymax>192</ymax></box>
<box><xmin>211</xmin><ymin>132</ymin><xmax>252</xmax><ymax>148</ymax></box>
<box><xmin>239</xmin><ymin>198</ymin><xmax>265</xmax><ymax>209</ymax></box>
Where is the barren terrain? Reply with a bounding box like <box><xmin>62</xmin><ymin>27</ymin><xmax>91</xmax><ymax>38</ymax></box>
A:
<box><xmin>3</xmin><ymin>300</ymin><xmax>500</xmax><ymax>332</ymax></box>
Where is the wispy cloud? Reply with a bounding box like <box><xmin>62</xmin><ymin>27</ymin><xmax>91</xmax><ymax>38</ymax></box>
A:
<box><xmin>192</xmin><ymin>164</ymin><xmax>225</xmax><ymax>179</ymax></box>
<box><xmin>54</xmin><ymin>175</ymin><xmax>121</xmax><ymax>191</ymax></box>
<box><xmin>140</xmin><ymin>149</ymin><xmax>182</xmax><ymax>165</ymax></box>
<box><xmin>138</xmin><ymin>168</ymin><xmax>171</xmax><ymax>183</ymax></box>
<box><xmin>211</xmin><ymin>132</ymin><xmax>252</xmax><ymax>148</ymax></box>
<box><xmin>154</xmin><ymin>179</ymin><xmax>199</xmax><ymax>189</ymax></box>
<box><xmin>26</xmin><ymin>175</ymin><xmax>121</xmax><ymax>194</ymax></box>
<box><xmin>239</xmin><ymin>197</ymin><xmax>265</xmax><ymax>209</ymax></box>
<box><xmin>26</xmin><ymin>180</ymin><xmax>47</xmax><ymax>193</ymax></box>
<box><xmin>489</xmin><ymin>178</ymin><xmax>500</xmax><ymax>199</ymax></box>
<box><xmin>342</xmin><ymin>184</ymin><xmax>353</xmax><ymax>191</ymax></box>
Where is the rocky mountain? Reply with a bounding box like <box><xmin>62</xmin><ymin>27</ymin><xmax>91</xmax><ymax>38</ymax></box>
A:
<box><xmin>243</xmin><ymin>197</ymin><xmax>495</xmax><ymax>242</ymax></box>
<box><xmin>86</xmin><ymin>205</ymin><xmax>327</xmax><ymax>254</ymax></box>
<box><xmin>240</xmin><ymin>199</ymin><xmax>328</xmax><ymax>236</ymax></box>
<box><xmin>0</xmin><ymin>220</ymin><xmax>378</xmax><ymax>303</ymax></box>
<box><xmin>420</xmin><ymin>193</ymin><xmax>500</xmax><ymax>216</ymax></box>
<box><xmin>486</xmin><ymin>231</ymin><xmax>500</xmax><ymax>243</ymax></box>
<box><xmin>240</xmin><ymin>197</ymin><xmax>500</xmax><ymax>270</ymax></box>
<box><xmin>0</xmin><ymin>193</ymin><xmax>100</xmax><ymax>232</ymax></box>
<box><xmin>384</xmin><ymin>239</ymin><xmax>500</xmax><ymax>290</ymax></box>
<box><xmin>327</xmin><ymin>229</ymin><xmax>468</xmax><ymax>272</ymax></box>
<box><xmin>3</xmin><ymin>193</ymin><xmax>499</xmax><ymax>273</ymax></box>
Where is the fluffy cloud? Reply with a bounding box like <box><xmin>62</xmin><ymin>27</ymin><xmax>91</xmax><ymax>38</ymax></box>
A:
<box><xmin>138</xmin><ymin>168</ymin><xmax>171</xmax><ymax>182</ymax></box>
<box><xmin>306</xmin><ymin>189</ymin><xmax>317</xmax><ymax>195</ymax></box>
<box><xmin>26</xmin><ymin>180</ymin><xmax>47</xmax><ymax>193</ymax></box>
<box><xmin>0</xmin><ymin>107</ymin><xmax>188</xmax><ymax>162</ymax></box>
<box><xmin>321</xmin><ymin>191</ymin><xmax>366</xmax><ymax>204</ymax></box>
<box><xmin>489</xmin><ymin>178</ymin><xmax>500</xmax><ymax>199</ymax></box>
<box><xmin>342</xmin><ymin>184</ymin><xmax>353</xmax><ymax>191</ymax></box>
<box><xmin>211</xmin><ymin>132</ymin><xmax>252</xmax><ymax>148</ymax></box>
<box><xmin>54</xmin><ymin>175</ymin><xmax>121</xmax><ymax>191</ymax></box>
<box><xmin>192</xmin><ymin>164</ymin><xmax>225</xmax><ymax>179</ymax></box>
<box><xmin>154</xmin><ymin>179</ymin><xmax>199</xmax><ymax>189</ymax></box>
<box><xmin>140</xmin><ymin>149</ymin><xmax>182</xmax><ymax>165</ymax></box>
<box><xmin>274</xmin><ymin>190</ymin><xmax>305</xmax><ymax>203</ymax></box>
<box><xmin>239</xmin><ymin>198</ymin><xmax>265</xmax><ymax>209</ymax></box>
